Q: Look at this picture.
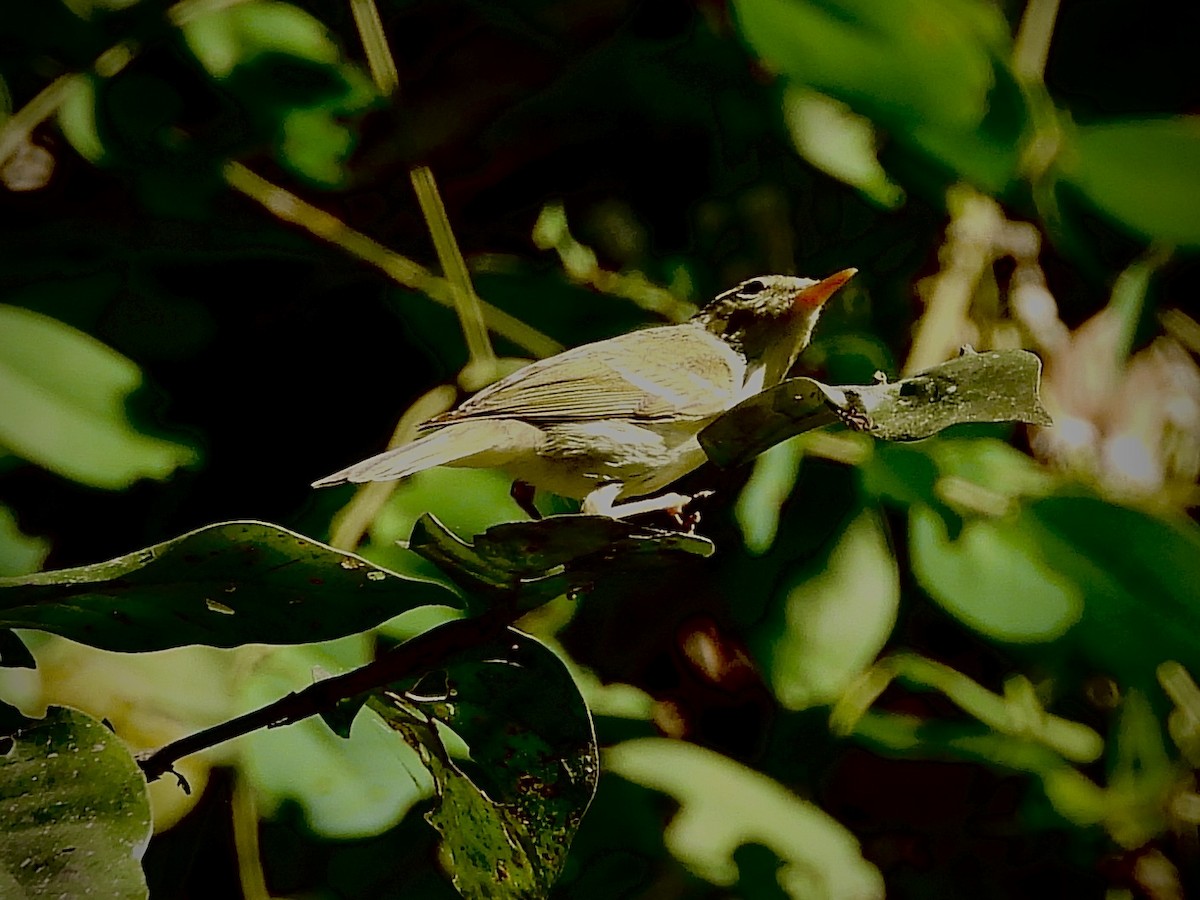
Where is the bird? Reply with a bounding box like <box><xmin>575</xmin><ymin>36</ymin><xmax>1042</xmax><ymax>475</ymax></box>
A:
<box><xmin>313</xmin><ymin>270</ymin><xmax>855</xmax><ymax>518</ymax></box>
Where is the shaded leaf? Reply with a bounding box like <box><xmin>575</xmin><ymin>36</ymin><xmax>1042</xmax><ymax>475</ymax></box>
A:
<box><xmin>369</xmin><ymin>627</ymin><xmax>598</xmax><ymax>899</ymax></box>
<box><xmin>701</xmin><ymin>349</ymin><xmax>1051</xmax><ymax>468</ymax></box>
<box><xmin>0</xmin><ymin>706</ymin><xmax>151</xmax><ymax>899</ymax></box>
<box><xmin>410</xmin><ymin>514</ymin><xmax>713</xmax><ymax>608</ymax></box>
<box><xmin>1062</xmin><ymin>117</ymin><xmax>1200</xmax><ymax>247</ymax></box>
<box><xmin>0</xmin><ymin>304</ymin><xmax>197</xmax><ymax>489</ymax></box>
<box><xmin>606</xmin><ymin>737</ymin><xmax>883</xmax><ymax>899</ymax></box>
<box><xmin>181</xmin><ymin>0</ymin><xmax>376</xmax><ymax>186</ymax></box>
<box><xmin>0</xmin><ymin>520</ymin><xmax>458</xmax><ymax>652</ymax></box>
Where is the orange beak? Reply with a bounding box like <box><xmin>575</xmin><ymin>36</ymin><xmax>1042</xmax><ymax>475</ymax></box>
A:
<box><xmin>794</xmin><ymin>268</ymin><xmax>857</xmax><ymax>310</ymax></box>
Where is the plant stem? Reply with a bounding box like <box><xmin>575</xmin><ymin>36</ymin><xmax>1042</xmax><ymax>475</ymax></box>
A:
<box><xmin>1012</xmin><ymin>0</ymin><xmax>1061</xmax><ymax>83</ymax></box>
<box><xmin>348</xmin><ymin>0</ymin><xmax>400</xmax><ymax>96</ymax></box>
<box><xmin>223</xmin><ymin>162</ymin><xmax>561</xmax><ymax>358</ymax></box>
<box><xmin>137</xmin><ymin>604</ymin><xmax>518</xmax><ymax>785</ymax></box>
<box><xmin>411</xmin><ymin>165</ymin><xmax>498</xmax><ymax>385</ymax></box>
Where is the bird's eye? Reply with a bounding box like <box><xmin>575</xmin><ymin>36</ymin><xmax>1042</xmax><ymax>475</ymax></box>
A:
<box><xmin>736</xmin><ymin>279</ymin><xmax>766</xmax><ymax>297</ymax></box>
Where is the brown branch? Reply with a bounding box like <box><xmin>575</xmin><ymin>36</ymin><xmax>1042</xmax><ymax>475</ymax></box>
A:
<box><xmin>136</xmin><ymin>603</ymin><xmax>517</xmax><ymax>785</ymax></box>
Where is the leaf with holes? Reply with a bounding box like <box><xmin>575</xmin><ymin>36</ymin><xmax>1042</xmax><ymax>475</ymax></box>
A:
<box><xmin>0</xmin><ymin>521</ymin><xmax>458</xmax><ymax>652</ymax></box>
<box><xmin>0</xmin><ymin>706</ymin><xmax>152</xmax><ymax>899</ymax></box>
<box><xmin>368</xmin><ymin>627</ymin><xmax>598</xmax><ymax>899</ymax></box>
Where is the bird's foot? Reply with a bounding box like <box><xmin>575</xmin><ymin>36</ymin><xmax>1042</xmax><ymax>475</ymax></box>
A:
<box><xmin>510</xmin><ymin>480</ymin><xmax>542</xmax><ymax>519</ymax></box>
<box><xmin>583</xmin><ymin>484</ymin><xmax>713</xmax><ymax>531</ymax></box>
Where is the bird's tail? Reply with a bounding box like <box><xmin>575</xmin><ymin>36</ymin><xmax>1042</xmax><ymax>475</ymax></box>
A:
<box><xmin>311</xmin><ymin>421</ymin><xmax>532</xmax><ymax>488</ymax></box>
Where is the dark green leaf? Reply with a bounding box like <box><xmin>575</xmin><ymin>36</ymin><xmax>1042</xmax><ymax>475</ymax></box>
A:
<box><xmin>701</xmin><ymin>349</ymin><xmax>1051</xmax><ymax>468</ymax></box>
<box><xmin>181</xmin><ymin>1</ymin><xmax>377</xmax><ymax>187</ymax></box>
<box><xmin>410</xmin><ymin>514</ymin><xmax>714</xmax><ymax>608</ymax></box>
<box><xmin>733</xmin><ymin>0</ymin><xmax>1027</xmax><ymax>191</ymax></box>
<box><xmin>1062</xmin><ymin>117</ymin><xmax>1200</xmax><ymax>246</ymax></box>
<box><xmin>369</xmin><ymin>627</ymin><xmax>598</xmax><ymax>900</ymax></box>
<box><xmin>0</xmin><ymin>521</ymin><xmax>459</xmax><ymax>652</ymax></box>
<box><xmin>0</xmin><ymin>707</ymin><xmax>151</xmax><ymax>899</ymax></box>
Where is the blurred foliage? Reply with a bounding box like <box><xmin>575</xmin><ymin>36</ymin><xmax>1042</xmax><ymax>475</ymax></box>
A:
<box><xmin>1</xmin><ymin>0</ymin><xmax>1199</xmax><ymax>898</ymax></box>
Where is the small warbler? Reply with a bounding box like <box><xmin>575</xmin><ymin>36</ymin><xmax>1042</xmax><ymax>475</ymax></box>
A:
<box><xmin>314</xmin><ymin>270</ymin><xmax>855</xmax><ymax>517</ymax></box>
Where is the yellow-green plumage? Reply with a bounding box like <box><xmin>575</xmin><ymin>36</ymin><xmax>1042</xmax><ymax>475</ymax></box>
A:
<box><xmin>313</xmin><ymin>271</ymin><xmax>855</xmax><ymax>516</ymax></box>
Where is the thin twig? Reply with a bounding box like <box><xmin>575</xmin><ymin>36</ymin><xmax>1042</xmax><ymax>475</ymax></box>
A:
<box><xmin>1012</xmin><ymin>0</ymin><xmax>1062</xmax><ymax>82</ymax></box>
<box><xmin>348</xmin><ymin>0</ymin><xmax>400</xmax><ymax>96</ymax></box>
<box><xmin>411</xmin><ymin>165</ymin><xmax>498</xmax><ymax>385</ymax></box>
<box><xmin>138</xmin><ymin>604</ymin><xmax>518</xmax><ymax>784</ymax></box>
<box><xmin>223</xmin><ymin>162</ymin><xmax>562</xmax><ymax>358</ymax></box>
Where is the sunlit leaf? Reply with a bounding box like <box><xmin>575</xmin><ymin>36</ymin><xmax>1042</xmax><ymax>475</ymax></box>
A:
<box><xmin>0</xmin><ymin>707</ymin><xmax>151</xmax><ymax>899</ymax></box>
<box><xmin>606</xmin><ymin>737</ymin><xmax>883</xmax><ymax>899</ymax></box>
<box><xmin>783</xmin><ymin>87</ymin><xmax>904</xmax><ymax>208</ymax></box>
<box><xmin>1062</xmin><ymin>117</ymin><xmax>1200</xmax><ymax>247</ymax></box>
<box><xmin>734</xmin><ymin>438</ymin><xmax>806</xmax><ymax>554</ymax></box>
<box><xmin>760</xmin><ymin>508</ymin><xmax>899</xmax><ymax>709</ymax></box>
<box><xmin>910</xmin><ymin>504</ymin><xmax>1083</xmax><ymax>642</ymax></box>
<box><xmin>0</xmin><ymin>520</ymin><xmax>458</xmax><ymax>652</ymax></box>
<box><xmin>0</xmin><ymin>305</ymin><xmax>196</xmax><ymax>489</ymax></box>
<box><xmin>369</xmin><ymin>627</ymin><xmax>598</xmax><ymax>900</ymax></box>
<box><xmin>183</xmin><ymin>1</ymin><xmax>341</xmax><ymax>78</ymax></box>
<box><xmin>56</xmin><ymin>75</ymin><xmax>105</xmax><ymax>163</ymax></box>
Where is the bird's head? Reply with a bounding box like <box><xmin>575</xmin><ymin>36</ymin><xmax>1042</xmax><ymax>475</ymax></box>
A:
<box><xmin>693</xmin><ymin>269</ymin><xmax>856</xmax><ymax>385</ymax></box>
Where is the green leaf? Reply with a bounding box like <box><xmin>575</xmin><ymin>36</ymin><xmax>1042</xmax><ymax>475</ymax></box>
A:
<box><xmin>0</xmin><ymin>305</ymin><xmax>197</xmax><ymax>489</ymax></box>
<box><xmin>0</xmin><ymin>520</ymin><xmax>459</xmax><ymax>652</ymax></box>
<box><xmin>369</xmin><ymin>628</ymin><xmax>598</xmax><ymax>900</ymax></box>
<box><xmin>782</xmin><ymin>87</ymin><xmax>904</xmax><ymax>208</ymax></box>
<box><xmin>1061</xmin><ymin>116</ymin><xmax>1200</xmax><ymax>246</ymax></box>
<box><xmin>759</xmin><ymin>508</ymin><xmax>899</xmax><ymax>709</ymax></box>
<box><xmin>56</xmin><ymin>75</ymin><xmax>105</xmax><ymax>163</ymax></box>
<box><xmin>606</xmin><ymin>737</ymin><xmax>883</xmax><ymax>899</ymax></box>
<box><xmin>239</xmin><ymin>637</ymin><xmax>433</xmax><ymax>839</ymax></box>
<box><xmin>181</xmin><ymin>0</ymin><xmax>377</xmax><ymax>187</ymax></box>
<box><xmin>733</xmin><ymin>0</ymin><xmax>1026</xmax><ymax>191</ymax></box>
<box><xmin>701</xmin><ymin>349</ymin><xmax>1051</xmax><ymax>468</ymax></box>
<box><xmin>410</xmin><ymin>513</ymin><xmax>713</xmax><ymax>608</ymax></box>
<box><xmin>1028</xmin><ymin>497</ymin><xmax>1200</xmax><ymax>685</ymax></box>
<box><xmin>0</xmin><ymin>707</ymin><xmax>151</xmax><ymax>899</ymax></box>
<box><xmin>910</xmin><ymin>503</ymin><xmax>1084</xmax><ymax>642</ymax></box>
<box><xmin>183</xmin><ymin>1</ymin><xmax>341</xmax><ymax>78</ymax></box>
<box><xmin>734</xmin><ymin>438</ymin><xmax>806</xmax><ymax>554</ymax></box>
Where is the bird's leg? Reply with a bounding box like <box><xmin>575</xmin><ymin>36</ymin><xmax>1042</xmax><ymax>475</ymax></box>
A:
<box><xmin>509</xmin><ymin>480</ymin><xmax>542</xmax><ymax>520</ymax></box>
<box><xmin>582</xmin><ymin>483</ymin><xmax>706</xmax><ymax>524</ymax></box>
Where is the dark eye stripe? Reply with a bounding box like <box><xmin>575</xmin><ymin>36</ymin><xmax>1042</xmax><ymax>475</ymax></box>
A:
<box><xmin>736</xmin><ymin>279</ymin><xmax>766</xmax><ymax>297</ymax></box>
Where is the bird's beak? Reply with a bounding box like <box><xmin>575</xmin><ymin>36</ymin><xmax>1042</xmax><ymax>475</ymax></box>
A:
<box><xmin>794</xmin><ymin>268</ymin><xmax>857</xmax><ymax>310</ymax></box>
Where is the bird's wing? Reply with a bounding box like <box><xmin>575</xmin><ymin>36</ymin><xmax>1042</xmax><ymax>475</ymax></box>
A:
<box><xmin>426</xmin><ymin>325</ymin><xmax>745</xmax><ymax>428</ymax></box>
